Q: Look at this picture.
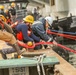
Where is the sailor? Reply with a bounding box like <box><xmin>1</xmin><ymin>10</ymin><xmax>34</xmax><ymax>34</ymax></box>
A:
<box><xmin>32</xmin><ymin>16</ymin><xmax>57</xmax><ymax>48</ymax></box>
<box><xmin>14</xmin><ymin>15</ymin><xmax>41</xmax><ymax>49</ymax></box>
<box><xmin>9</xmin><ymin>2</ymin><xmax>16</xmax><ymax>22</ymax></box>
<box><xmin>0</xmin><ymin>15</ymin><xmax>25</xmax><ymax>59</ymax></box>
<box><xmin>0</xmin><ymin>5</ymin><xmax>6</xmax><ymax>18</ymax></box>
<box><xmin>15</xmin><ymin>15</ymin><xmax>40</xmax><ymax>42</ymax></box>
<box><xmin>4</xmin><ymin>9</ymin><xmax>12</xmax><ymax>24</ymax></box>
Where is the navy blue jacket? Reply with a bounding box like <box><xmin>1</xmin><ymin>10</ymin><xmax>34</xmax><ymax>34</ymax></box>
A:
<box><xmin>32</xmin><ymin>17</ymin><xmax>53</xmax><ymax>41</ymax></box>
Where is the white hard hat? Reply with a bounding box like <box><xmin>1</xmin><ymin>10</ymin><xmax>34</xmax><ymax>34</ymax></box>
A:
<box><xmin>45</xmin><ymin>17</ymin><xmax>53</xmax><ymax>26</ymax></box>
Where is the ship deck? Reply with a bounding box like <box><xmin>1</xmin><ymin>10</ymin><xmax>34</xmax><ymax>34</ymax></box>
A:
<box><xmin>0</xmin><ymin>40</ymin><xmax>76</xmax><ymax>75</ymax></box>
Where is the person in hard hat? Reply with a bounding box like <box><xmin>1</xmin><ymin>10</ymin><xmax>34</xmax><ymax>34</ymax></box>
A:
<box><xmin>9</xmin><ymin>2</ymin><xmax>16</xmax><ymax>22</ymax></box>
<box><xmin>32</xmin><ymin>16</ymin><xmax>57</xmax><ymax>48</ymax></box>
<box><xmin>14</xmin><ymin>15</ymin><xmax>41</xmax><ymax>49</ymax></box>
<box><xmin>15</xmin><ymin>15</ymin><xmax>40</xmax><ymax>42</ymax></box>
<box><xmin>0</xmin><ymin>15</ymin><xmax>25</xmax><ymax>59</ymax></box>
<box><xmin>4</xmin><ymin>9</ymin><xmax>12</xmax><ymax>24</ymax></box>
<box><xmin>0</xmin><ymin>5</ymin><xmax>6</xmax><ymax>17</ymax></box>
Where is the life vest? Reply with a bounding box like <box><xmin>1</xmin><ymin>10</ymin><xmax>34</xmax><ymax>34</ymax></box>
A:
<box><xmin>16</xmin><ymin>31</ymin><xmax>23</xmax><ymax>41</ymax></box>
<box><xmin>16</xmin><ymin>30</ymin><xmax>32</xmax><ymax>41</ymax></box>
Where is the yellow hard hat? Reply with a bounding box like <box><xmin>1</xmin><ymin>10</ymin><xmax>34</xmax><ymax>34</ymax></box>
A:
<box><xmin>0</xmin><ymin>15</ymin><xmax>6</xmax><ymax>22</ymax></box>
<box><xmin>11</xmin><ymin>2</ymin><xmax>15</xmax><ymax>7</ymax></box>
<box><xmin>27</xmin><ymin>41</ymin><xmax>33</xmax><ymax>47</ymax></box>
<box><xmin>23</xmin><ymin>15</ymin><xmax>34</xmax><ymax>24</ymax></box>
<box><xmin>0</xmin><ymin>5</ymin><xmax>4</xmax><ymax>10</ymax></box>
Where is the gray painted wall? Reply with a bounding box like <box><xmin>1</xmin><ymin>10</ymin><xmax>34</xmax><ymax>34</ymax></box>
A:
<box><xmin>55</xmin><ymin>0</ymin><xmax>69</xmax><ymax>12</ymax></box>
